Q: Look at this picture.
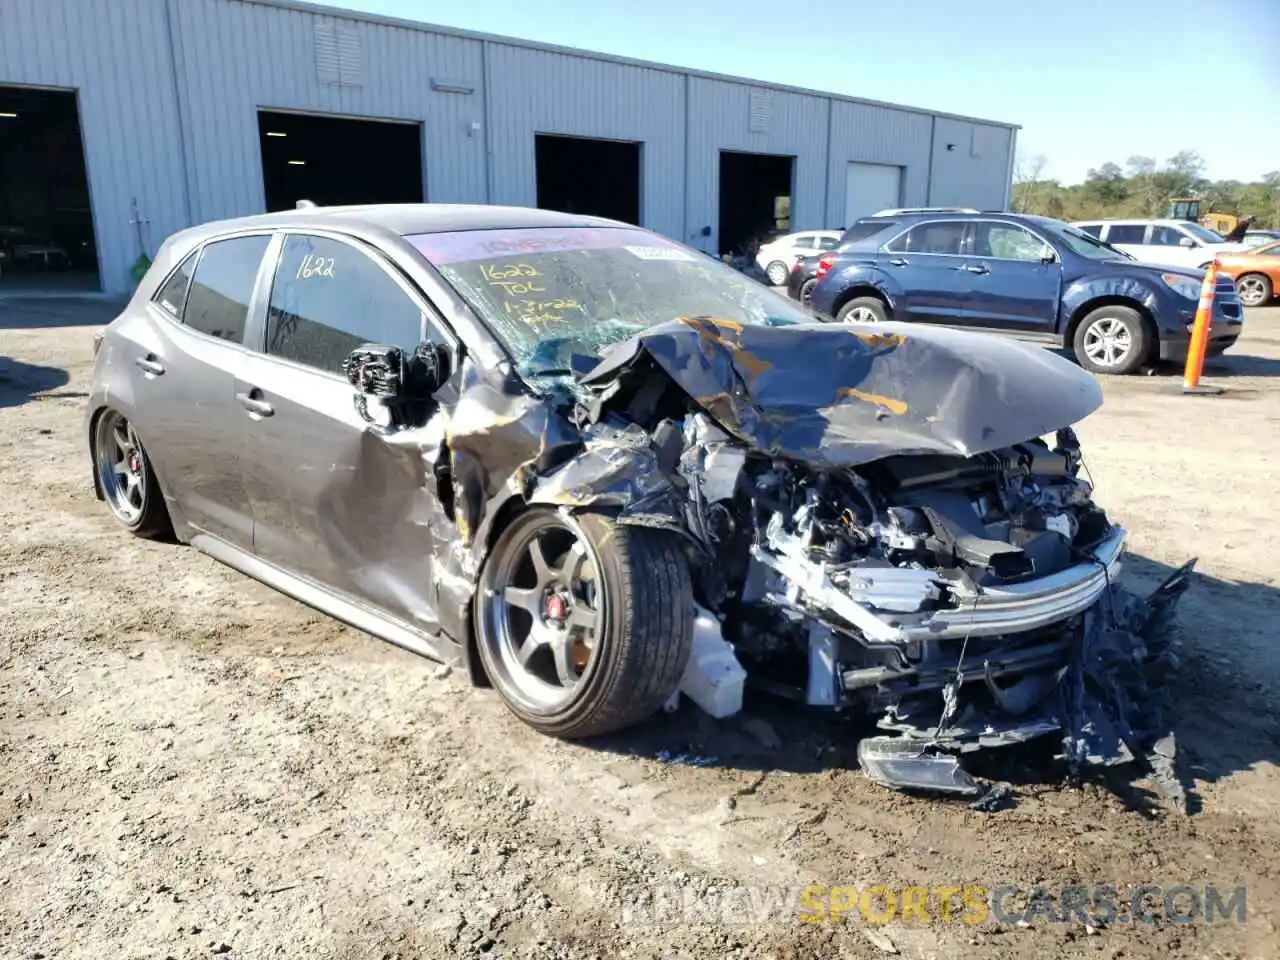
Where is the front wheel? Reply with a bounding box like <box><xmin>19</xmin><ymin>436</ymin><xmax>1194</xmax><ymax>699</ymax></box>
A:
<box><xmin>1072</xmin><ymin>306</ymin><xmax>1149</xmax><ymax>375</ymax></box>
<box><xmin>798</xmin><ymin>277</ymin><xmax>818</xmax><ymax>306</ymax></box>
<box><xmin>765</xmin><ymin>260</ymin><xmax>790</xmax><ymax>286</ymax></box>
<box><xmin>475</xmin><ymin>509</ymin><xmax>694</xmax><ymax>739</ymax></box>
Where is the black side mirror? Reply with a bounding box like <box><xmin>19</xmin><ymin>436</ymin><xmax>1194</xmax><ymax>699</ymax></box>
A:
<box><xmin>343</xmin><ymin>340</ymin><xmax>450</xmax><ymax>426</ymax></box>
<box><xmin>1040</xmin><ymin>247</ymin><xmax>1058</xmax><ymax>264</ymax></box>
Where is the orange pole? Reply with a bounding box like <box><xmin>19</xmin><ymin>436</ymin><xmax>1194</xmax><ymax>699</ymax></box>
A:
<box><xmin>1182</xmin><ymin>259</ymin><xmax>1217</xmax><ymax>391</ymax></box>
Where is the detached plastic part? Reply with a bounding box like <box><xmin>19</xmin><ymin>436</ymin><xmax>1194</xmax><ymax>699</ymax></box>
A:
<box><xmin>677</xmin><ymin>608</ymin><xmax>746</xmax><ymax>719</ymax></box>
<box><xmin>857</xmin><ymin>737</ymin><xmax>983</xmax><ymax>796</ymax></box>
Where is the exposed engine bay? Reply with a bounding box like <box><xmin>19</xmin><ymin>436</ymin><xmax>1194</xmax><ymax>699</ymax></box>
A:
<box><xmin>543</xmin><ymin>317</ymin><xmax>1195</xmax><ymax>806</ymax></box>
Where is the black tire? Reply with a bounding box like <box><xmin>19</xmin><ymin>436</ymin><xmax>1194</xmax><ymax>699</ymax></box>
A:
<box><xmin>765</xmin><ymin>260</ymin><xmax>790</xmax><ymax>286</ymax></box>
<box><xmin>798</xmin><ymin>277</ymin><xmax>818</xmax><ymax>306</ymax></box>
<box><xmin>1235</xmin><ymin>272</ymin><xmax>1272</xmax><ymax>307</ymax></box>
<box><xmin>92</xmin><ymin>408</ymin><xmax>172</xmax><ymax>539</ymax></box>
<box><xmin>475</xmin><ymin>508</ymin><xmax>694</xmax><ymax>739</ymax></box>
<box><xmin>1072</xmin><ymin>305</ymin><xmax>1149</xmax><ymax>376</ymax></box>
<box><xmin>835</xmin><ymin>295</ymin><xmax>890</xmax><ymax>324</ymax></box>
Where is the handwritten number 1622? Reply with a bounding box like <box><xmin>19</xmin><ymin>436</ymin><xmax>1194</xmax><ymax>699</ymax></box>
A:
<box><xmin>297</xmin><ymin>254</ymin><xmax>336</xmax><ymax>279</ymax></box>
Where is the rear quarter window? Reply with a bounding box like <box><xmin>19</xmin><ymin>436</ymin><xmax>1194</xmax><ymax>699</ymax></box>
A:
<box><xmin>152</xmin><ymin>252</ymin><xmax>197</xmax><ymax>318</ymax></box>
<box><xmin>840</xmin><ymin>220</ymin><xmax>898</xmax><ymax>245</ymax></box>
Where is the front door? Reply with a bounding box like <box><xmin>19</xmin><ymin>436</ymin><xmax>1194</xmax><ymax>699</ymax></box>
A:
<box><xmin>962</xmin><ymin>221</ymin><xmax>1062</xmax><ymax>334</ymax></box>
<box><xmin>126</xmin><ymin>234</ymin><xmax>272</xmax><ymax>547</ymax></box>
<box><xmin>880</xmin><ymin>219</ymin><xmax>973</xmax><ymax>323</ymax></box>
<box><xmin>236</xmin><ymin>231</ymin><xmax>458</xmax><ymax>631</ymax></box>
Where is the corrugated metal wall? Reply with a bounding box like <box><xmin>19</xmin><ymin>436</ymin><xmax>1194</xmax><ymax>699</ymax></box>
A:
<box><xmin>827</xmin><ymin>103</ymin><xmax>934</xmax><ymax>225</ymax></box>
<box><xmin>685</xmin><ymin>78</ymin><xmax>829</xmax><ymax>254</ymax></box>
<box><xmin>928</xmin><ymin>118</ymin><xmax>1015</xmax><ymax>211</ymax></box>
<box><xmin>484</xmin><ymin>44</ymin><xmax>685</xmax><ymax>237</ymax></box>
<box><xmin>0</xmin><ymin>0</ymin><xmax>189</xmax><ymax>293</ymax></box>
<box><xmin>168</xmin><ymin>0</ymin><xmax>486</xmax><ymax>222</ymax></box>
<box><xmin>0</xmin><ymin>0</ymin><xmax>1016</xmax><ymax>294</ymax></box>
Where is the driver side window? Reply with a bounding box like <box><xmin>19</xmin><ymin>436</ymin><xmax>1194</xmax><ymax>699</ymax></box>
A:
<box><xmin>1150</xmin><ymin>225</ymin><xmax>1187</xmax><ymax>246</ymax></box>
<box><xmin>265</xmin><ymin>234</ymin><xmax>439</xmax><ymax>375</ymax></box>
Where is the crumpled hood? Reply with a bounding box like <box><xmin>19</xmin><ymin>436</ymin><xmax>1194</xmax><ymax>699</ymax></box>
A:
<box><xmin>580</xmin><ymin>317</ymin><xmax>1103</xmax><ymax>467</ymax></box>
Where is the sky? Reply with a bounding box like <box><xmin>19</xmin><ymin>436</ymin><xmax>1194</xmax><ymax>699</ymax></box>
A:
<box><xmin>315</xmin><ymin>0</ymin><xmax>1279</xmax><ymax>185</ymax></box>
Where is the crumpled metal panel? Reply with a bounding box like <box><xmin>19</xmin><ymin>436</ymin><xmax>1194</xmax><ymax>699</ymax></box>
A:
<box><xmin>579</xmin><ymin>316</ymin><xmax>1103</xmax><ymax>467</ymax></box>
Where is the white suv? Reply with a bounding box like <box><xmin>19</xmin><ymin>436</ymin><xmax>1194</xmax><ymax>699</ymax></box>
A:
<box><xmin>1069</xmin><ymin>218</ymin><xmax>1251</xmax><ymax>269</ymax></box>
<box><xmin>755</xmin><ymin>230</ymin><xmax>843</xmax><ymax>286</ymax></box>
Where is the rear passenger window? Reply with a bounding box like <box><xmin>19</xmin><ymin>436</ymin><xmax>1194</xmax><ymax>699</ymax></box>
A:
<box><xmin>887</xmin><ymin>221</ymin><xmax>966</xmax><ymax>255</ymax></box>
<box><xmin>264</xmin><ymin>234</ymin><xmax>430</xmax><ymax>375</ymax></box>
<box><xmin>183</xmin><ymin>236</ymin><xmax>270</xmax><ymax>343</ymax></box>
<box><xmin>153</xmin><ymin>252</ymin><xmax>196</xmax><ymax>318</ymax></box>
<box><xmin>817</xmin><ymin>236</ymin><xmax>840</xmax><ymax>250</ymax></box>
<box><xmin>1105</xmin><ymin>224</ymin><xmax>1147</xmax><ymax>245</ymax></box>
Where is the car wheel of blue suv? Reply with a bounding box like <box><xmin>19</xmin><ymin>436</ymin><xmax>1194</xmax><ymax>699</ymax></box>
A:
<box><xmin>836</xmin><ymin>296</ymin><xmax>889</xmax><ymax>324</ymax></box>
<box><xmin>1072</xmin><ymin>306</ymin><xmax>1149</xmax><ymax>376</ymax></box>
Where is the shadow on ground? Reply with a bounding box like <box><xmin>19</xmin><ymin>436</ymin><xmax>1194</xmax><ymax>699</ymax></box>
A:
<box><xmin>0</xmin><ymin>358</ymin><xmax>76</xmax><ymax>409</ymax></box>
<box><xmin>0</xmin><ymin>296</ymin><xmax>124</xmax><ymax>330</ymax></box>
<box><xmin>582</xmin><ymin>554</ymin><xmax>1280</xmax><ymax>817</ymax></box>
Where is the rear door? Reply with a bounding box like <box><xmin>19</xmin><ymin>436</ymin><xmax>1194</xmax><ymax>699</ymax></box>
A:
<box><xmin>1100</xmin><ymin>222</ymin><xmax>1151</xmax><ymax>262</ymax></box>
<box><xmin>126</xmin><ymin>234</ymin><xmax>272</xmax><ymax>547</ymax></box>
<box><xmin>236</xmin><ymin>231</ymin><xmax>459</xmax><ymax>628</ymax></box>
<box><xmin>962</xmin><ymin>220</ymin><xmax>1062</xmax><ymax>334</ymax></box>
<box><xmin>880</xmin><ymin>219</ymin><xmax>973</xmax><ymax>323</ymax></box>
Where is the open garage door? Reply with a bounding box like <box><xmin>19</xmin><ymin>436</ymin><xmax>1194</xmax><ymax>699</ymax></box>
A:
<box><xmin>845</xmin><ymin>163</ymin><xmax>902</xmax><ymax>225</ymax></box>
<box><xmin>718</xmin><ymin>151</ymin><xmax>793</xmax><ymax>257</ymax></box>
<box><xmin>258</xmin><ymin>111</ymin><xmax>423</xmax><ymax>212</ymax></box>
<box><xmin>0</xmin><ymin>86</ymin><xmax>99</xmax><ymax>293</ymax></box>
<box><xmin>535</xmin><ymin>134</ymin><xmax>642</xmax><ymax>225</ymax></box>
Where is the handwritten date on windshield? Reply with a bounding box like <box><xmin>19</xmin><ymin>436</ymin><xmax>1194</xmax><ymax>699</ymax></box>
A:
<box><xmin>503</xmin><ymin>297</ymin><xmax>582</xmax><ymax>325</ymax></box>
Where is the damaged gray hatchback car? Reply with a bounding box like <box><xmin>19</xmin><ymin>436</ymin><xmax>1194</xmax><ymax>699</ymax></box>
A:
<box><xmin>87</xmin><ymin>204</ymin><xmax>1193</xmax><ymax>797</ymax></box>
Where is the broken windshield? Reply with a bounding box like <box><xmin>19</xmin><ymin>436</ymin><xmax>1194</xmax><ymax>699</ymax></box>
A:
<box><xmin>407</xmin><ymin>226</ymin><xmax>810</xmax><ymax>380</ymax></box>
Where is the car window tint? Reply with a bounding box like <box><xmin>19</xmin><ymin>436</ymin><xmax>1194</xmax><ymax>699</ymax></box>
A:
<box><xmin>153</xmin><ymin>252</ymin><xmax>197</xmax><ymax>318</ymax></box>
<box><xmin>265</xmin><ymin>234</ymin><xmax>429</xmax><ymax>375</ymax></box>
<box><xmin>1076</xmin><ymin>224</ymin><xmax>1102</xmax><ymax>238</ymax></box>
<box><xmin>1105</xmin><ymin>224</ymin><xmax>1147</xmax><ymax>245</ymax></box>
<box><xmin>818</xmin><ymin>236</ymin><xmax>840</xmax><ymax>250</ymax></box>
<box><xmin>1149</xmin><ymin>225</ymin><xmax>1185</xmax><ymax>246</ymax></box>
<box><xmin>183</xmin><ymin>236</ymin><xmax>270</xmax><ymax>343</ymax></box>
<box><xmin>974</xmin><ymin>223</ymin><xmax>1046</xmax><ymax>260</ymax></box>
<box><xmin>888</xmin><ymin>221</ymin><xmax>965</xmax><ymax>255</ymax></box>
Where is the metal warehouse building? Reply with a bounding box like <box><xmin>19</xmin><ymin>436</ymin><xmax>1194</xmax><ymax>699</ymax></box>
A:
<box><xmin>0</xmin><ymin>0</ymin><xmax>1018</xmax><ymax>295</ymax></box>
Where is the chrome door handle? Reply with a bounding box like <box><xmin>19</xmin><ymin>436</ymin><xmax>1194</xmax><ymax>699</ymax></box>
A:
<box><xmin>887</xmin><ymin>258</ymin><xmax>909</xmax><ymax>267</ymax></box>
<box><xmin>963</xmin><ymin>264</ymin><xmax>990</xmax><ymax>275</ymax></box>
<box><xmin>235</xmin><ymin>391</ymin><xmax>274</xmax><ymax>418</ymax></box>
<box><xmin>135</xmin><ymin>356</ymin><xmax>165</xmax><ymax>376</ymax></box>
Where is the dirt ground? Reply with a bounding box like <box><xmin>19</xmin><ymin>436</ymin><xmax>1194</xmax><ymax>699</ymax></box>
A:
<box><xmin>3</xmin><ymin>298</ymin><xmax>1279</xmax><ymax>960</ymax></box>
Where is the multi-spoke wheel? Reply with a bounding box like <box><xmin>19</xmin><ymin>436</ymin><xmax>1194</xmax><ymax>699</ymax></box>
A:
<box><xmin>835</xmin><ymin>296</ymin><xmax>889</xmax><ymax>324</ymax></box>
<box><xmin>1235</xmin><ymin>272</ymin><xmax>1272</xmax><ymax>307</ymax></box>
<box><xmin>475</xmin><ymin>508</ymin><xmax>694</xmax><ymax>738</ymax></box>
<box><xmin>1072</xmin><ymin>305</ymin><xmax>1148</xmax><ymax>376</ymax></box>
<box><xmin>93</xmin><ymin>409</ymin><xmax>171</xmax><ymax>537</ymax></box>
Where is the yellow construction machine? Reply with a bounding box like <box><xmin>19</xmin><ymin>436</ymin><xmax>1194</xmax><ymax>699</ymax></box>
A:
<box><xmin>1166</xmin><ymin>197</ymin><xmax>1240</xmax><ymax>236</ymax></box>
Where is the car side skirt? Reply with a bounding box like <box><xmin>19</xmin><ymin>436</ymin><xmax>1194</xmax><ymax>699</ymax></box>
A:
<box><xmin>190</xmin><ymin>532</ymin><xmax>464</xmax><ymax>668</ymax></box>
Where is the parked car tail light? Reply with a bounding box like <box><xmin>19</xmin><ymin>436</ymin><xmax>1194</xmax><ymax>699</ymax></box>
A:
<box><xmin>815</xmin><ymin>253</ymin><xmax>836</xmax><ymax>279</ymax></box>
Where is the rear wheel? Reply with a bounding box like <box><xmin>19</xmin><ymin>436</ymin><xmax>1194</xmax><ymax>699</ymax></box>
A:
<box><xmin>1235</xmin><ymin>272</ymin><xmax>1272</xmax><ymax>307</ymax></box>
<box><xmin>765</xmin><ymin>260</ymin><xmax>790</xmax><ymax>286</ymax></box>
<box><xmin>798</xmin><ymin>277</ymin><xmax>818</xmax><ymax>306</ymax></box>
<box><xmin>1072</xmin><ymin>305</ymin><xmax>1149</xmax><ymax>375</ymax></box>
<box><xmin>836</xmin><ymin>296</ymin><xmax>889</xmax><ymax>324</ymax></box>
<box><xmin>475</xmin><ymin>509</ymin><xmax>694</xmax><ymax>739</ymax></box>
<box><xmin>93</xmin><ymin>409</ymin><xmax>172</xmax><ymax>538</ymax></box>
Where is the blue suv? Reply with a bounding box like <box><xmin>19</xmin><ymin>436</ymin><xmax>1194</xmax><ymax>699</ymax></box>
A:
<box><xmin>808</xmin><ymin>212</ymin><xmax>1244</xmax><ymax>375</ymax></box>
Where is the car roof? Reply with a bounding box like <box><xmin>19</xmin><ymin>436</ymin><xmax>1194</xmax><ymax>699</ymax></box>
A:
<box><xmin>167</xmin><ymin>203</ymin><xmax>630</xmax><ymax>247</ymax></box>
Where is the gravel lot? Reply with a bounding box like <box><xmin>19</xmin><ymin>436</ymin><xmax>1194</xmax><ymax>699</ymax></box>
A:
<box><xmin>3</xmin><ymin>299</ymin><xmax>1279</xmax><ymax>960</ymax></box>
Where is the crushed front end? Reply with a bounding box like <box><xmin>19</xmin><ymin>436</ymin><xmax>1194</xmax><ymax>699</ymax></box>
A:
<box><xmin>564</xmin><ymin>318</ymin><xmax>1194</xmax><ymax>803</ymax></box>
<box><xmin>675</xmin><ymin>413</ymin><xmax>1192</xmax><ymax>798</ymax></box>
